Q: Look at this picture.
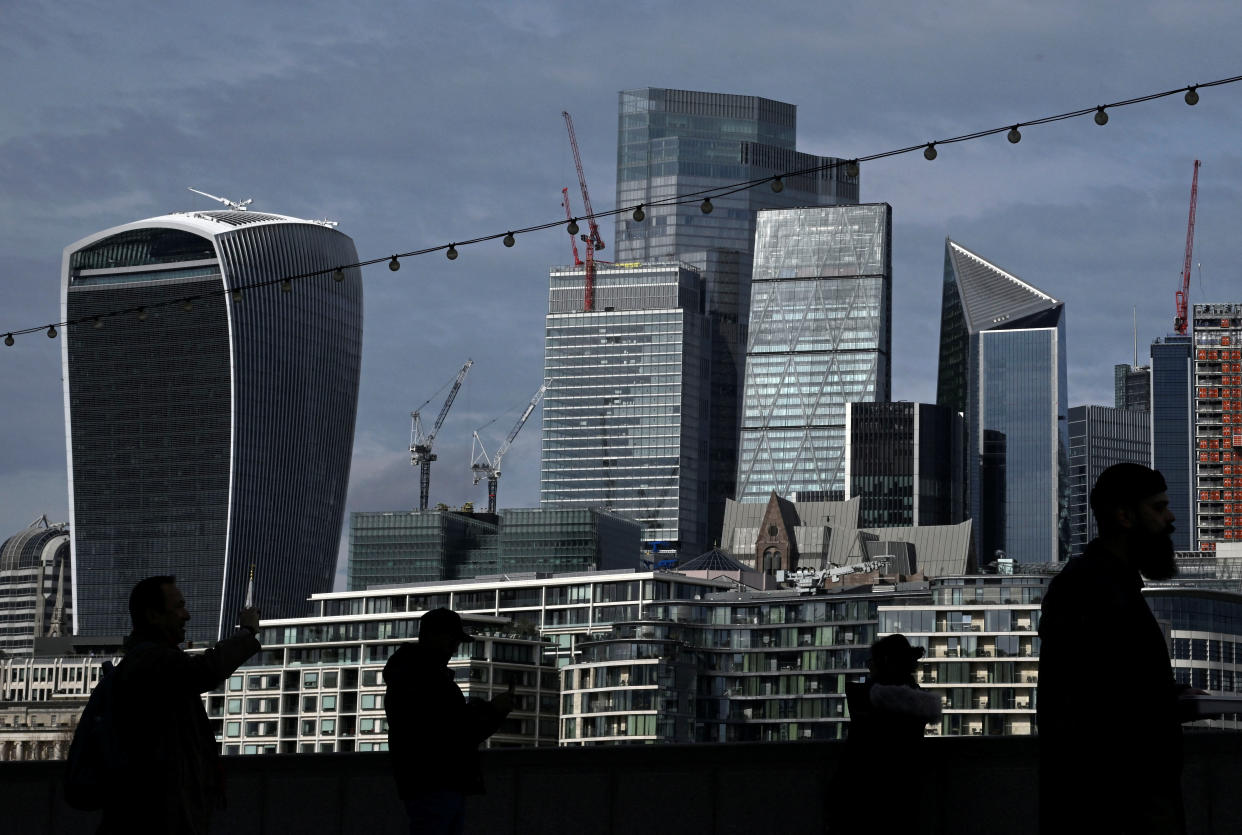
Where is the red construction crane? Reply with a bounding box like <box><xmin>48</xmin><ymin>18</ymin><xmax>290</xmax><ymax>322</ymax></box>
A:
<box><xmin>562</xmin><ymin>111</ymin><xmax>605</xmax><ymax>311</ymax></box>
<box><xmin>1174</xmin><ymin>159</ymin><xmax>1201</xmax><ymax>335</ymax></box>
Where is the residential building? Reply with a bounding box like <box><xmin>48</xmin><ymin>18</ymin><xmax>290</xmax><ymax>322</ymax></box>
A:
<box><xmin>0</xmin><ymin>517</ymin><xmax>71</xmax><ymax>655</ymax></box>
<box><xmin>936</xmin><ymin>239</ymin><xmax>1068</xmax><ymax>564</ymax></box>
<box><xmin>540</xmin><ymin>263</ymin><xmax>710</xmax><ymax>557</ymax></box>
<box><xmin>1145</xmin><ymin>586</ymin><xmax>1242</xmax><ymax>729</ymax></box>
<box><xmin>1192</xmin><ymin>304</ymin><xmax>1242</xmax><ymax>551</ymax></box>
<box><xmin>1115</xmin><ymin>363</ymin><xmax>1152</xmax><ymax>411</ymax></box>
<box><xmin>62</xmin><ymin>210</ymin><xmax>362</xmax><ymax>641</ymax></box>
<box><xmin>613</xmin><ymin>88</ymin><xmax>858</xmax><ymax>544</ymax></box>
<box><xmin>735</xmin><ymin>204</ymin><xmax>893</xmax><ymax>502</ymax></box>
<box><xmin>347</xmin><ymin>507</ymin><xmax>640</xmax><ymax>590</ymax></box>
<box><xmin>845</xmin><ymin>402</ymin><xmax>967</xmax><ymax>528</ymax></box>
<box><xmin>878</xmin><ymin>574</ymin><xmax>1050</xmax><ymax>736</ymax></box>
<box><xmin>1066</xmin><ymin>405</ymin><xmax>1152</xmax><ymax>556</ymax></box>
<box><xmin>203</xmin><ymin>612</ymin><xmax>556</xmax><ymax>755</ymax></box>
<box><xmin>1152</xmin><ymin>334</ymin><xmax>1196</xmax><ymax>550</ymax></box>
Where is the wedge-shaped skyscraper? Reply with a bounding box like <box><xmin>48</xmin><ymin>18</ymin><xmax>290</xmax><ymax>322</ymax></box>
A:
<box><xmin>735</xmin><ymin>204</ymin><xmax>892</xmax><ymax>501</ymax></box>
<box><xmin>936</xmin><ymin>239</ymin><xmax>1068</xmax><ymax>564</ymax></box>
<box><xmin>62</xmin><ymin>210</ymin><xmax>363</xmax><ymax>641</ymax></box>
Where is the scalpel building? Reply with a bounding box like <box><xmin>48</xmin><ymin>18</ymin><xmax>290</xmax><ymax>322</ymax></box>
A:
<box><xmin>61</xmin><ymin>210</ymin><xmax>363</xmax><ymax>642</ymax></box>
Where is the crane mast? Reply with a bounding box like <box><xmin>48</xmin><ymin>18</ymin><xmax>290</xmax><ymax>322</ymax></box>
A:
<box><xmin>471</xmin><ymin>382</ymin><xmax>549</xmax><ymax>514</ymax></box>
<box><xmin>1174</xmin><ymin>160</ymin><xmax>1201</xmax><ymax>335</ymax></box>
<box><xmin>410</xmin><ymin>359</ymin><xmax>473</xmax><ymax>510</ymax></box>
<box><xmin>562</xmin><ymin>111</ymin><xmax>605</xmax><ymax>312</ymax></box>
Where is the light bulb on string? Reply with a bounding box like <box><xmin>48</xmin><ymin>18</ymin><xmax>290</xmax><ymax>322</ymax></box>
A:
<box><xmin>47</xmin><ymin>325</ymin><xmax>57</xmax><ymax>339</ymax></box>
<box><xmin>181</xmin><ymin>299</ymin><xmax>193</xmax><ymax>312</ymax></box>
<box><xmin>281</xmin><ymin>279</ymin><xmax>292</xmax><ymax>293</ymax></box>
<box><xmin>389</xmin><ymin>256</ymin><xmax>400</xmax><ymax>272</ymax></box>
<box><xmin>231</xmin><ymin>288</ymin><xmax>243</xmax><ymax>302</ymax></box>
<box><xmin>632</xmin><ymin>205</ymin><xmax>645</xmax><ymax>223</ymax></box>
<box><xmin>924</xmin><ymin>143</ymin><xmax>937</xmax><ymax>161</ymax></box>
<box><xmin>845</xmin><ymin>160</ymin><xmax>860</xmax><ymax>178</ymax></box>
<box><xmin>1185</xmin><ymin>86</ymin><xmax>1199</xmax><ymax>105</ymax></box>
<box><xmin>93</xmin><ymin>317</ymin><xmax>103</xmax><ymax>329</ymax></box>
<box><xmin>700</xmin><ymin>197</ymin><xmax>713</xmax><ymax>214</ymax></box>
<box><xmin>4</xmin><ymin>334</ymin><xmax>13</xmax><ymax>347</ymax></box>
<box><xmin>137</xmin><ymin>307</ymin><xmax>148</xmax><ymax>321</ymax></box>
<box><xmin>1094</xmin><ymin>106</ymin><xmax>1109</xmax><ymax>126</ymax></box>
<box><xmin>503</xmin><ymin>232</ymin><xmax>515</xmax><ymax>248</ymax></box>
<box><xmin>567</xmin><ymin>219</ymin><xmax>579</xmax><ymax>236</ymax></box>
<box><xmin>446</xmin><ymin>244</ymin><xmax>458</xmax><ymax>260</ymax></box>
<box><xmin>1007</xmin><ymin>125</ymin><xmax>1022</xmax><ymax>144</ymax></box>
<box><xmin>771</xmin><ymin>176</ymin><xmax>784</xmax><ymax>193</ymax></box>
<box><xmin>333</xmin><ymin>268</ymin><xmax>345</xmax><ymax>282</ymax></box>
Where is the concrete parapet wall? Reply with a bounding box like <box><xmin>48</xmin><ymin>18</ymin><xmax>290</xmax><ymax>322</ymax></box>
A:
<box><xmin>3</xmin><ymin>733</ymin><xmax>1240</xmax><ymax>834</ymax></box>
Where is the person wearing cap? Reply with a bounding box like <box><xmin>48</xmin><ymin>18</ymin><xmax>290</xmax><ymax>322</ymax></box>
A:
<box><xmin>836</xmin><ymin>633</ymin><xmax>941</xmax><ymax>832</ymax></box>
<box><xmin>1037</xmin><ymin>463</ymin><xmax>1201</xmax><ymax>834</ymax></box>
<box><xmin>384</xmin><ymin>608</ymin><xmax>512</xmax><ymax>834</ymax></box>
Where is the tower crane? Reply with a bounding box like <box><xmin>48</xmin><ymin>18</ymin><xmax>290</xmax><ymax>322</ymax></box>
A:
<box><xmin>471</xmin><ymin>382</ymin><xmax>549</xmax><ymax>514</ymax></box>
<box><xmin>410</xmin><ymin>359</ymin><xmax>473</xmax><ymax>511</ymax></box>
<box><xmin>562</xmin><ymin>111</ymin><xmax>605</xmax><ymax>311</ymax></box>
<box><xmin>1174</xmin><ymin>160</ymin><xmax>1201</xmax><ymax>335</ymax></box>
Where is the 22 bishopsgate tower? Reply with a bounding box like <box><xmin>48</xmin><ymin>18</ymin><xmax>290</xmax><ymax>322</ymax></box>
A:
<box><xmin>62</xmin><ymin>210</ymin><xmax>363</xmax><ymax>641</ymax></box>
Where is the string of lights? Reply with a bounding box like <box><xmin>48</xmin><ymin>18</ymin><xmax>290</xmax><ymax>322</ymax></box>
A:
<box><xmin>4</xmin><ymin>74</ymin><xmax>1240</xmax><ymax>349</ymax></box>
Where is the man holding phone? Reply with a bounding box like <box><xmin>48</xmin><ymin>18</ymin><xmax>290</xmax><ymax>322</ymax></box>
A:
<box><xmin>384</xmin><ymin>608</ymin><xmax>513</xmax><ymax>835</ymax></box>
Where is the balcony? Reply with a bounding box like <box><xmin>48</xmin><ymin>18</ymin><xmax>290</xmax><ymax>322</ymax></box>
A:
<box><xmin>4</xmin><ymin>733</ymin><xmax>1241</xmax><ymax>834</ymax></box>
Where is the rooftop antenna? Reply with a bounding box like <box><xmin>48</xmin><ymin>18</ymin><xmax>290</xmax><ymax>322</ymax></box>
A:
<box><xmin>244</xmin><ymin>563</ymin><xmax>256</xmax><ymax>608</ymax></box>
<box><xmin>187</xmin><ymin>187</ymin><xmax>253</xmax><ymax>211</ymax></box>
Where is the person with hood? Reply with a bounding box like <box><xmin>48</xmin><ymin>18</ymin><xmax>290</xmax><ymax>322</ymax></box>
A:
<box><xmin>101</xmin><ymin>575</ymin><xmax>261</xmax><ymax>834</ymax></box>
<box><xmin>836</xmin><ymin>633</ymin><xmax>941</xmax><ymax>833</ymax></box>
<box><xmin>1038</xmin><ymin>463</ymin><xmax>1203</xmax><ymax>835</ymax></box>
<box><xmin>384</xmin><ymin>608</ymin><xmax>512</xmax><ymax>834</ymax></box>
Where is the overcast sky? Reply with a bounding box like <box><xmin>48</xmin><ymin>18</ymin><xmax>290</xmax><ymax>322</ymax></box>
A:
<box><xmin>2</xmin><ymin>1</ymin><xmax>1239</xmax><ymax>590</ymax></box>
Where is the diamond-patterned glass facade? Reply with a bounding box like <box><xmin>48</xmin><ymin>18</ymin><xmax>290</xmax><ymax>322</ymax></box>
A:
<box><xmin>735</xmin><ymin>205</ymin><xmax>892</xmax><ymax>501</ymax></box>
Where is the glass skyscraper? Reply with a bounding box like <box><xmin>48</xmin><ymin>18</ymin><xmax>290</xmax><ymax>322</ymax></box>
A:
<box><xmin>540</xmin><ymin>263</ymin><xmax>710</xmax><ymax>556</ymax></box>
<box><xmin>1067</xmin><ymin>405</ymin><xmax>1152</xmax><ymax>556</ymax></box>
<box><xmin>735</xmin><ymin>204</ymin><xmax>892</xmax><ymax>501</ymax></box>
<box><xmin>1151</xmin><ymin>334</ymin><xmax>1195</xmax><ymax>551</ymax></box>
<box><xmin>613</xmin><ymin>88</ymin><xmax>858</xmax><ymax>541</ymax></box>
<box><xmin>936</xmin><ymin>239</ymin><xmax>1068</xmax><ymax>564</ymax></box>
<box><xmin>62</xmin><ymin>210</ymin><xmax>363</xmax><ymax>641</ymax></box>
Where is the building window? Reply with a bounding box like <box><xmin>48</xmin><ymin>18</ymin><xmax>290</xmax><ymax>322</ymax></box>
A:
<box><xmin>763</xmin><ymin>548</ymin><xmax>782</xmax><ymax>571</ymax></box>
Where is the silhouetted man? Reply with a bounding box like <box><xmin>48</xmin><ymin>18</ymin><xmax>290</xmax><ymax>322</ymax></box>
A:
<box><xmin>100</xmin><ymin>575</ymin><xmax>261</xmax><ymax>835</ymax></box>
<box><xmin>1038</xmin><ymin>463</ymin><xmax>1199</xmax><ymax>834</ymax></box>
<box><xmin>384</xmin><ymin>608</ymin><xmax>512</xmax><ymax>835</ymax></box>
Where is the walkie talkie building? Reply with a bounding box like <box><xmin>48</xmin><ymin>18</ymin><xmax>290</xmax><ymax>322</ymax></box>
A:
<box><xmin>61</xmin><ymin>210</ymin><xmax>363</xmax><ymax>642</ymax></box>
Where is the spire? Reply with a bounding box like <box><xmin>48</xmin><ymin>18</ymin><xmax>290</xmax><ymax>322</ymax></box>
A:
<box><xmin>244</xmin><ymin>564</ymin><xmax>256</xmax><ymax>608</ymax></box>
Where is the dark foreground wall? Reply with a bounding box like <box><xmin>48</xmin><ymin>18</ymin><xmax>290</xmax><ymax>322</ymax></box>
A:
<box><xmin>4</xmin><ymin>733</ymin><xmax>1241</xmax><ymax>834</ymax></box>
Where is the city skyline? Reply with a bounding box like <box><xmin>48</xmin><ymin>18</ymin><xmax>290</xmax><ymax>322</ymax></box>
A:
<box><xmin>2</xmin><ymin>4</ymin><xmax>1241</xmax><ymax>589</ymax></box>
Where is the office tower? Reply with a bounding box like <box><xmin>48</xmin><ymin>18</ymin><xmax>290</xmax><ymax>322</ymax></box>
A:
<box><xmin>1192</xmin><ymin>304</ymin><xmax>1242</xmax><ymax>551</ymax></box>
<box><xmin>1114</xmin><ymin>363</ymin><xmax>1152</xmax><ymax>410</ymax></box>
<box><xmin>613</xmin><ymin>88</ymin><xmax>858</xmax><ymax>543</ymax></box>
<box><xmin>0</xmin><ymin>517</ymin><xmax>71</xmax><ymax>655</ymax></box>
<box><xmin>1067</xmin><ymin>405</ymin><xmax>1152</xmax><ymax>556</ymax></box>
<box><xmin>62</xmin><ymin>210</ymin><xmax>363</xmax><ymax>641</ymax></box>
<box><xmin>845</xmin><ymin>402</ymin><xmax>966</xmax><ymax>528</ymax></box>
<box><xmin>1151</xmin><ymin>334</ymin><xmax>1195</xmax><ymax>551</ymax></box>
<box><xmin>734</xmin><ymin>204</ymin><xmax>892</xmax><ymax>503</ymax></box>
<box><xmin>540</xmin><ymin>263</ymin><xmax>710</xmax><ymax>557</ymax></box>
<box><xmin>936</xmin><ymin>239</ymin><xmax>1068</xmax><ymax>564</ymax></box>
<box><xmin>346</xmin><ymin>507</ymin><xmax>641</xmax><ymax>590</ymax></box>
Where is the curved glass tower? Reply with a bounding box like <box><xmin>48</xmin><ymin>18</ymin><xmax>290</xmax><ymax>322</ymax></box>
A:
<box><xmin>61</xmin><ymin>210</ymin><xmax>363</xmax><ymax>641</ymax></box>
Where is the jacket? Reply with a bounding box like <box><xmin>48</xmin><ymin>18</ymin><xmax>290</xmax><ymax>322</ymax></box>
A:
<box><xmin>101</xmin><ymin>631</ymin><xmax>260</xmax><ymax>835</ymax></box>
<box><xmin>384</xmin><ymin>643</ymin><xmax>504</xmax><ymax>798</ymax></box>
<box><xmin>1037</xmin><ymin>540</ymin><xmax>1188</xmax><ymax>834</ymax></box>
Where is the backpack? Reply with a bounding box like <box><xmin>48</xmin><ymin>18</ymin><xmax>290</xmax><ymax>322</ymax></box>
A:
<box><xmin>63</xmin><ymin>658</ymin><xmax>127</xmax><ymax>811</ymax></box>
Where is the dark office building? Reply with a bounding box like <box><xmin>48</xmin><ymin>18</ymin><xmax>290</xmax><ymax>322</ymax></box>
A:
<box><xmin>846</xmin><ymin>402</ymin><xmax>966</xmax><ymax>528</ymax></box>
<box><xmin>612</xmin><ymin>88</ymin><xmax>857</xmax><ymax>545</ymax></box>
<box><xmin>62</xmin><ymin>211</ymin><xmax>363</xmax><ymax>641</ymax></box>
<box><xmin>1151</xmin><ymin>335</ymin><xmax>1195</xmax><ymax>551</ymax></box>
<box><xmin>1114</xmin><ymin>363</ymin><xmax>1152</xmax><ymax>411</ymax></box>
<box><xmin>347</xmin><ymin>508</ymin><xmax>641</xmax><ymax>590</ymax></box>
<box><xmin>1067</xmin><ymin>405</ymin><xmax>1152</xmax><ymax>556</ymax></box>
